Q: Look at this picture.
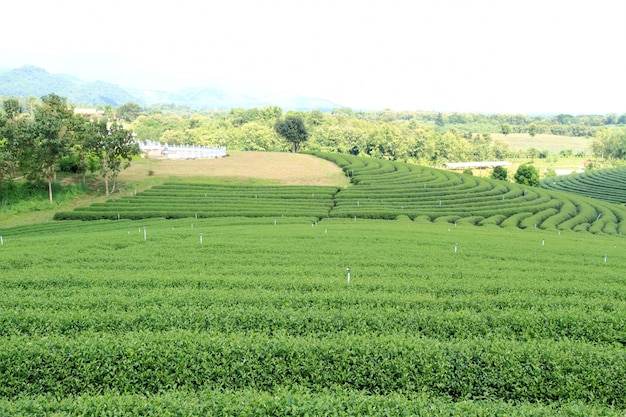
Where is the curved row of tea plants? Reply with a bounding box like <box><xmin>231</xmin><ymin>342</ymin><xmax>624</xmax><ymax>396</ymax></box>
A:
<box><xmin>1</xmin><ymin>217</ymin><xmax>625</xmax><ymax>414</ymax></box>
<box><xmin>313</xmin><ymin>152</ymin><xmax>626</xmax><ymax>235</ymax></box>
<box><xmin>54</xmin><ymin>183</ymin><xmax>339</xmax><ymax>221</ymax></box>
<box><xmin>53</xmin><ymin>153</ymin><xmax>626</xmax><ymax>236</ymax></box>
<box><xmin>541</xmin><ymin>166</ymin><xmax>626</xmax><ymax>204</ymax></box>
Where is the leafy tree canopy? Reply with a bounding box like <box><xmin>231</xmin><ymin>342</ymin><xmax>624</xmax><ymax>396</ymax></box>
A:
<box><xmin>514</xmin><ymin>164</ymin><xmax>539</xmax><ymax>187</ymax></box>
<box><xmin>274</xmin><ymin>115</ymin><xmax>309</xmax><ymax>153</ymax></box>
<box><xmin>491</xmin><ymin>165</ymin><xmax>508</xmax><ymax>181</ymax></box>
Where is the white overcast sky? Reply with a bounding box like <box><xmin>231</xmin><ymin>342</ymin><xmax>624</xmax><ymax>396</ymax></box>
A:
<box><xmin>3</xmin><ymin>0</ymin><xmax>625</xmax><ymax>114</ymax></box>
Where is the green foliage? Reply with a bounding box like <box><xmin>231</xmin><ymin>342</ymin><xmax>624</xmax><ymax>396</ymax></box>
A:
<box><xmin>591</xmin><ymin>127</ymin><xmax>626</xmax><ymax>160</ymax></box>
<box><xmin>1</xmin><ymin>216</ymin><xmax>625</xmax><ymax>414</ymax></box>
<box><xmin>85</xmin><ymin>119</ymin><xmax>140</xmax><ymax>195</ymax></box>
<box><xmin>55</xmin><ymin>183</ymin><xmax>338</xmax><ymax>220</ymax></box>
<box><xmin>0</xmin><ymin>94</ymin><xmax>141</xmax><ymax>200</ymax></box>
<box><xmin>490</xmin><ymin>165</ymin><xmax>508</xmax><ymax>181</ymax></box>
<box><xmin>58</xmin><ymin>155</ymin><xmax>83</xmax><ymax>174</ymax></box>
<box><xmin>541</xmin><ymin>166</ymin><xmax>626</xmax><ymax>204</ymax></box>
<box><xmin>0</xmin><ymin>181</ymin><xmax>88</xmax><ymax>215</ymax></box>
<box><xmin>514</xmin><ymin>164</ymin><xmax>540</xmax><ymax>187</ymax></box>
<box><xmin>2</xmin><ymin>98</ymin><xmax>22</xmax><ymax>119</ymax></box>
<box><xmin>116</xmin><ymin>102</ymin><xmax>142</xmax><ymax>122</ymax></box>
<box><xmin>308</xmin><ymin>153</ymin><xmax>626</xmax><ymax>235</ymax></box>
<box><xmin>274</xmin><ymin>115</ymin><xmax>309</xmax><ymax>153</ymax></box>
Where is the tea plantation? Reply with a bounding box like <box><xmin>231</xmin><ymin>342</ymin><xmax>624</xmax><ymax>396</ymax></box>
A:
<box><xmin>541</xmin><ymin>166</ymin><xmax>626</xmax><ymax>205</ymax></box>
<box><xmin>1</xmin><ymin>154</ymin><xmax>625</xmax><ymax>416</ymax></box>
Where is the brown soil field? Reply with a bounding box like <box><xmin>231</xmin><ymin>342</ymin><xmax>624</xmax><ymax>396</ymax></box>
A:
<box><xmin>120</xmin><ymin>151</ymin><xmax>350</xmax><ymax>187</ymax></box>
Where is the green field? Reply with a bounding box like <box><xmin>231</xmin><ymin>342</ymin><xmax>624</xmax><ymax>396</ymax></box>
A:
<box><xmin>490</xmin><ymin>133</ymin><xmax>591</xmax><ymax>155</ymax></box>
<box><xmin>542</xmin><ymin>166</ymin><xmax>626</xmax><ymax>204</ymax></box>
<box><xmin>1</xmin><ymin>153</ymin><xmax>625</xmax><ymax>415</ymax></box>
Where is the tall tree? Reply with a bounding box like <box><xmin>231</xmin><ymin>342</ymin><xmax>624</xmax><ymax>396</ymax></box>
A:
<box><xmin>2</xmin><ymin>98</ymin><xmax>22</xmax><ymax>119</ymax></box>
<box><xmin>116</xmin><ymin>102</ymin><xmax>142</xmax><ymax>123</ymax></box>
<box><xmin>87</xmin><ymin>119</ymin><xmax>140</xmax><ymax>196</ymax></box>
<box><xmin>0</xmin><ymin>101</ymin><xmax>24</xmax><ymax>184</ymax></box>
<box><xmin>28</xmin><ymin>94</ymin><xmax>74</xmax><ymax>203</ymax></box>
<box><xmin>274</xmin><ymin>115</ymin><xmax>309</xmax><ymax>153</ymax></box>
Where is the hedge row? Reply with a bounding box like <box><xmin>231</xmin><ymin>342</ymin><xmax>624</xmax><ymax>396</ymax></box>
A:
<box><xmin>1</xmin><ymin>332</ymin><xmax>624</xmax><ymax>405</ymax></box>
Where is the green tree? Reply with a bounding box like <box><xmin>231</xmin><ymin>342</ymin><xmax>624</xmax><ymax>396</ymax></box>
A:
<box><xmin>591</xmin><ymin>128</ymin><xmax>626</xmax><ymax>159</ymax></box>
<box><xmin>491</xmin><ymin>165</ymin><xmax>508</xmax><ymax>181</ymax></box>
<box><xmin>27</xmin><ymin>94</ymin><xmax>75</xmax><ymax>203</ymax></box>
<box><xmin>528</xmin><ymin>123</ymin><xmax>537</xmax><ymax>137</ymax></box>
<box><xmin>0</xmin><ymin>102</ymin><xmax>24</xmax><ymax>184</ymax></box>
<box><xmin>435</xmin><ymin>112</ymin><xmax>444</xmax><ymax>127</ymax></box>
<box><xmin>87</xmin><ymin>119</ymin><xmax>140</xmax><ymax>196</ymax></box>
<box><xmin>116</xmin><ymin>102</ymin><xmax>142</xmax><ymax>123</ymax></box>
<box><xmin>500</xmin><ymin>123</ymin><xmax>512</xmax><ymax>135</ymax></box>
<box><xmin>492</xmin><ymin>140</ymin><xmax>510</xmax><ymax>160</ymax></box>
<box><xmin>514</xmin><ymin>164</ymin><xmax>539</xmax><ymax>187</ymax></box>
<box><xmin>274</xmin><ymin>115</ymin><xmax>309</xmax><ymax>153</ymax></box>
<box><xmin>2</xmin><ymin>98</ymin><xmax>22</xmax><ymax>119</ymax></box>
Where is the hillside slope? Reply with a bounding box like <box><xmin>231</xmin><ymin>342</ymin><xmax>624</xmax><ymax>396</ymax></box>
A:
<box><xmin>541</xmin><ymin>166</ymin><xmax>626</xmax><ymax>204</ymax></box>
<box><xmin>47</xmin><ymin>152</ymin><xmax>626</xmax><ymax>236</ymax></box>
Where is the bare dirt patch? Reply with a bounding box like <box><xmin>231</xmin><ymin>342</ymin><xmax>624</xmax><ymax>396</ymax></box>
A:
<box><xmin>120</xmin><ymin>151</ymin><xmax>350</xmax><ymax>187</ymax></box>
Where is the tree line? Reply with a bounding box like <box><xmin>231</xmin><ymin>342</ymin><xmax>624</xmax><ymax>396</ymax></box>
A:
<box><xmin>118</xmin><ymin>104</ymin><xmax>626</xmax><ymax>163</ymax></box>
<box><xmin>0</xmin><ymin>95</ymin><xmax>140</xmax><ymax>202</ymax></box>
<box><xmin>4</xmin><ymin>96</ymin><xmax>626</xmax><ymax>201</ymax></box>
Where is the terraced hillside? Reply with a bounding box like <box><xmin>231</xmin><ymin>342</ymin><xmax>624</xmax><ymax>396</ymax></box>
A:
<box><xmin>54</xmin><ymin>183</ymin><xmax>339</xmax><ymax>221</ymax></box>
<box><xmin>541</xmin><ymin>166</ymin><xmax>626</xmax><ymax>204</ymax></box>
<box><xmin>318</xmin><ymin>153</ymin><xmax>626</xmax><ymax>235</ymax></box>
<box><xmin>3</xmin><ymin>153</ymin><xmax>626</xmax><ymax>415</ymax></box>
<box><xmin>56</xmin><ymin>153</ymin><xmax>626</xmax><ymax>236</ymax></box>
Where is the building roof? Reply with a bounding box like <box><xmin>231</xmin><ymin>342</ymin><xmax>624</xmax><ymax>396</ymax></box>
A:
<box><xmin>443</xmin><ymin>161</ymin><xmax>512</xmax><ymax>169</ymax></box>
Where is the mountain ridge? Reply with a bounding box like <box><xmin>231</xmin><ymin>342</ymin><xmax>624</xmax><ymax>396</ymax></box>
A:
<box><xmin>0</xmin><ymin>65</ymin><xmax>340</xmax><ymax>111</ymax></box>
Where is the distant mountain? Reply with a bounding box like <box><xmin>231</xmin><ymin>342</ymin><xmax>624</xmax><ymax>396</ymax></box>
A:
<box><xmin>0</xmin><ymin>66</ymin><xmax>136</xmax><ymax>106</ymax></box>
<box><xmin>0</xmin><ymin>66</ymin><xmax>341</xmax><ymax>111</ymax></box>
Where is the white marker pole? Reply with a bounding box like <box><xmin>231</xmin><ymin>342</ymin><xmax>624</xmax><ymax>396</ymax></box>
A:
<box><xmin>604</xmin><ymin>254</ymin><xmax>608</xmax><ymax>264</ymax></box>
<box><xmin>143</xmin><ymin>226</ymin><xmax>147</xmax><ymax>241</ymax></box>
<box><xmin>454</xmin><ymin>243</ymin><xmax>458</xmax><ymax>253</ymax></box>
<box><xmin>346</xmin><ymin>267</ymin><xmax>351</xmax><ymax>284</ymax></box>
<box><xmin>542</xmin><ymin>239</ymin><xmax>545</xmax><ymax>246</ymax></box>
<box><xmin>0</xmin><ymin>235</ymin><xmax>3</xmax><ymax>245</ymax></box>
<box><xmin>200</xmin><ymin>233</ymin><xmax>203</xmax><ymax>246</ymax></box>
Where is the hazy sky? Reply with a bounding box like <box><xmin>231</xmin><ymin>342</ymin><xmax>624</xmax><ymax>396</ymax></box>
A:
<box><xmin>3</xmin><ymin>0</ymin><xmax>625</xmax><ymax>114</ymax></box>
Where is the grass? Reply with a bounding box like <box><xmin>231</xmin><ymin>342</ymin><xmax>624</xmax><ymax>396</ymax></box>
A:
<box><xmin>491</xmin><ymin>133</ymin><xmax>591</xmax><ymax>155</ymax></box>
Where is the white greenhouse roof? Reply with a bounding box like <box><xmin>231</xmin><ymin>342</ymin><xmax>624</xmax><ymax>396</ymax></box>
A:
<box><xmin>443</xmin><ymin>161</ymin><xmax>512</xmax><ymax>169</ymax></box>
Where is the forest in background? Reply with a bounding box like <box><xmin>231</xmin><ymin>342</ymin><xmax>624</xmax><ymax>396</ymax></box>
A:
<box><xmin>118</xmin><ymin>103</ymin><xmax>626</xmax><ymax>166</ymax></box>
<box><xmin>4</xmin><ymin>96</ymin><xmax>626</xmax><ymax>189</ymax></box>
